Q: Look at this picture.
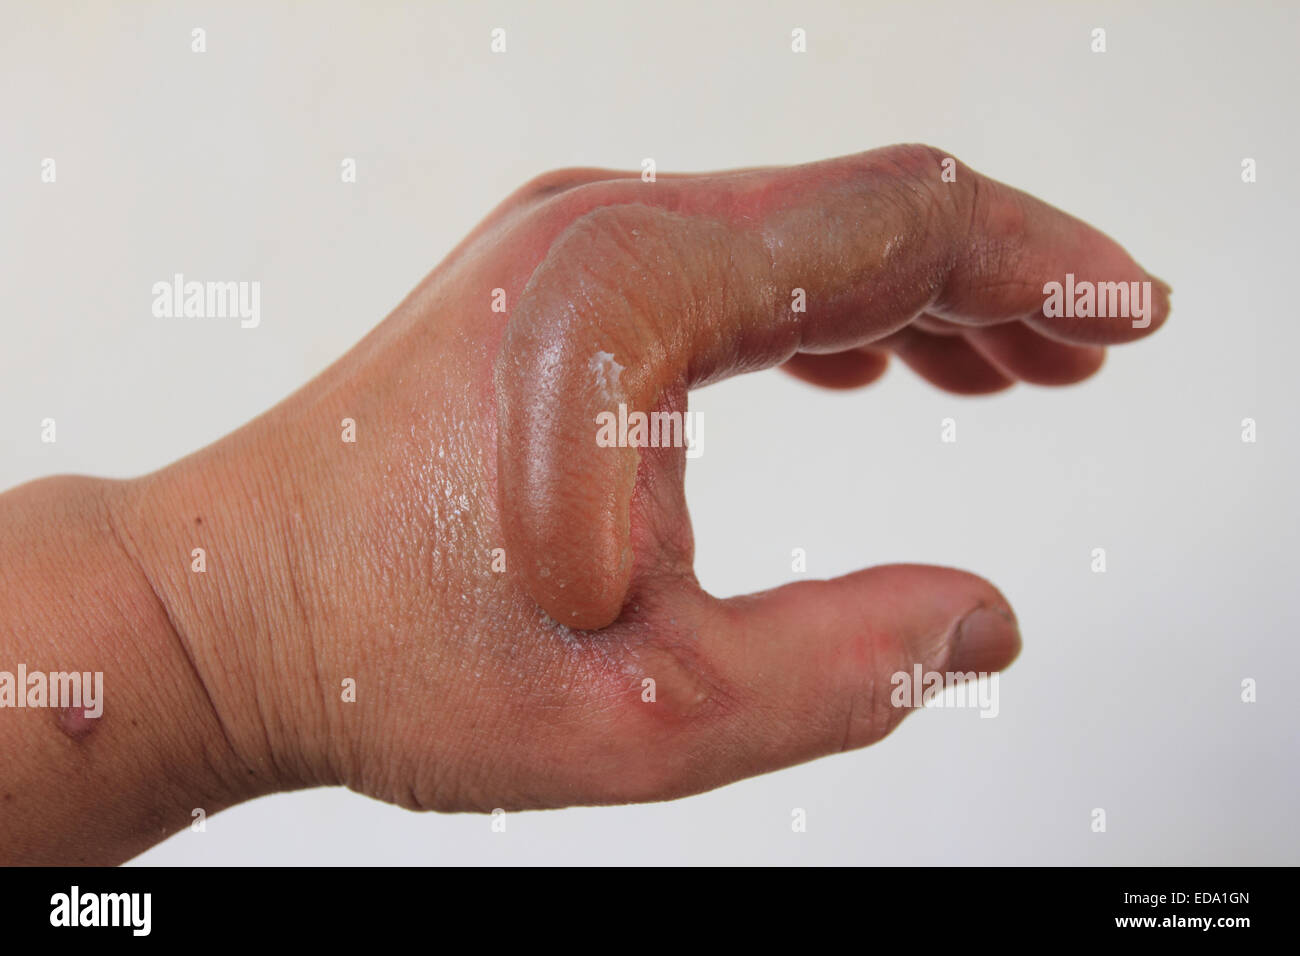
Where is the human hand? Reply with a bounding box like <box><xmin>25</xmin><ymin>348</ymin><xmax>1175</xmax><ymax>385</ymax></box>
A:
<box><xmin>49</xmin><ymin>145</ymin><xmax>1172</xmax><ymax>846</ymax></box>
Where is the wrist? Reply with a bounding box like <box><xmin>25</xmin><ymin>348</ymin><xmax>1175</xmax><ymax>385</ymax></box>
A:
<box><xmin>114</xmin><ymin>422</ymin><xmax>347</xmax><ymax>798</ymax></box>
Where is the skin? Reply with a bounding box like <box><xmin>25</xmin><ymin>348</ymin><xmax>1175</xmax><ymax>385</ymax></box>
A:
<box><xmin>0</xmin><ymin>145</ymin><xmax>1170</xmax><ymax>864</ymax></box>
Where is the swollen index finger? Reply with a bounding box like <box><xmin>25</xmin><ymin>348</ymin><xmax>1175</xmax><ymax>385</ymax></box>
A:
<box><xmin>495</xmin><ymin>145</ymin><xmax>1170</xmax><ymax>628</ymax></box>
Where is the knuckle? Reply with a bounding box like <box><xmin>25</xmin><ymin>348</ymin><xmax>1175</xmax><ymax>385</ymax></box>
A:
<box><xmin>524</xmin><ymin>175</ymin><xmax>643</xmax><ymax>229</ymax></box>
<box><xmin>836</xmin><ymin>673</ymin><xmax>895</xmax><ymax>753</ymax></box>
<box><xmin>886</xmin><ymin>144</ymin><xmax>960</xmax><ymax>216</ymax></box>
<box><xmin>860</xmin><ymin>144</ymin><xmax>972</xmax><ymax>277</ymax></box>
<box><xmin>519</xmin><ymin>167</ymin><xmax>601</xmax><ymax>200</ymax></box>
<box><xmin>556</xmin><ymin>202</ymin><xmax>645</xmax><ymax>257</ymax></box>
<box><xmin>539</xmin><ymin>203</ymin><xmax>682</xmax><ymax>350</ymax></box>
<box><xmin>885</xmin><ymin>142</ymin><xmax>953</xmax><ymax>175</ymax></box>
<box><xmin>841</xmin><ymin>629</ymin><xmax>917</xmax><ymax>750</ymax></box>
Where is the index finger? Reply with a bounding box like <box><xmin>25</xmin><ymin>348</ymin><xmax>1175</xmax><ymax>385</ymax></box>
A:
<box><xmin>494</xmin><ymin>144</ymin><xmax>1171</xmax><ymax>629</ymax></box>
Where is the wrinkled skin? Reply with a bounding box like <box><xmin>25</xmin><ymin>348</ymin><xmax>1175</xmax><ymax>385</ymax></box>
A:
<box><xmin>100</xmin><ymin>144</ymin><xmax>1168</xmax><ymax>824</ymax></box>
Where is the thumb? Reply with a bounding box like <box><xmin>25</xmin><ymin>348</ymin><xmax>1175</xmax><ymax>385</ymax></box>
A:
<box><xmin>646</xmin><ymin>564</ymin><xmax>1020</xmax><ymax>796</ymax></box>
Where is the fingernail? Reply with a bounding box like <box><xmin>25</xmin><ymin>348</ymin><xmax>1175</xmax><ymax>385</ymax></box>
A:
<box><xmin>948</xmin><ymin>606</ymin><xmax>1021</xmax><ymax>674</ymax></box>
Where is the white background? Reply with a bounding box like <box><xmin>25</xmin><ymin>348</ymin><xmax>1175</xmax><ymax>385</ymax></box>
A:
<box><xmin>2</xmin><ymin>0</ymin><xmax>1296</xmax><ymax>865</ymax></box>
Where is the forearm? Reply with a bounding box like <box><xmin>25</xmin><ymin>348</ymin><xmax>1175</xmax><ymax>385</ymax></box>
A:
<box><xmin>0</xmin><ymin>332</ymin><xmax>448</xmax><ymax>863</ymax></box>
<box><xmin>0</xmin><ymin>474</ymin><xmax>256</xmax><ymax>863</ymax></box>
